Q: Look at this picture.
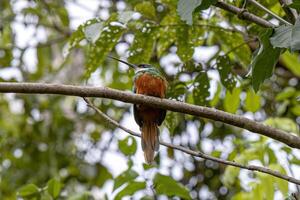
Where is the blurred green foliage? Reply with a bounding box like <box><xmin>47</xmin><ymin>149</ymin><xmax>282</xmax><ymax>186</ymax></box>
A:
<box><xmin>0</xmin><ymin>0</ymin><xmax>300</xmax><ymax>199</ymax></box>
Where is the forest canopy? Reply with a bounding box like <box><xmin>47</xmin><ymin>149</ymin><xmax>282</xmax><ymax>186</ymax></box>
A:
<box><xmin>0</xmin><ymin>0</ymin><xmax>300</xmax><ymax>199</ymax></box>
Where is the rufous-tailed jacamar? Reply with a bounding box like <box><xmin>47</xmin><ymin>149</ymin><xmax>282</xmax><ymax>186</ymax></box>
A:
<box><xmin>108</xmin><ymin>56</ymin><xmax>168</xmax><ymax>164</ymax></box>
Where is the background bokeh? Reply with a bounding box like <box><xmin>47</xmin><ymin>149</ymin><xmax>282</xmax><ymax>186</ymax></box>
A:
<box><xmin>0</xmin><ymin>0</ymin><xmax>300</xmax><ymax>199</ymax></box>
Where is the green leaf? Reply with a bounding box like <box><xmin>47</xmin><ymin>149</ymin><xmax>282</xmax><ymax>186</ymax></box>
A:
<box><xmin>291</xmin><ymin>105</ymin><xmax>300</xmax><ymax>116</ymax></box>
<box><xmin>267</xmin><ymin>147</ymin><xmax>277</xmax><ymax>164</ymax></box>
<box><xmin>96</xmin><ymin>164</ymin><xmax>113</xmax><ymax>187</ymax></box>
<box><xmin>222</xmin><ymin>165</ymin><xmax>241</xmax><ymax>187</ymax></box>
<box><xmin>269</xmin><ymin>164</ymin><xmax>288</xmax><ymax>195</ymax></box>
<box><xmin>143</xmin><ymin>163</ymin><xmax>155</xmax><ymax>170</ymax></box>
<box><xmin>258</xmin><ymin>174</ymin><xmax>274</xmax><ymax>200</ymax></box>
<box><xmin>193</xmin><ymin>72</ymin><xmax>210</xmax><ymax>106</ymax></box>
<box><xmin>135</xmin><ymin>2</ymin><xmax>156</xmax><ymax>19</ymax></box>
<box><xmin>210</xmin><ymin>82</ymin><xmax>221</xmax><ymax>107</ymax></box>
<box><xmin>37</xmin><ymin>46</ymin><xmax>52</xmax><ymax>68</ymax></box>
<box><xmin>64</xmin><ymin>18</ymin><xmax>99</xmax><ymax>57</ymax></box>
<box><xmin>85</xmin><ymin>16</ymin><xmax>126</xmax><ymax>78</ymax></box>
<box><xmin>128</xmin><ymin>22</ymin><xmax>156</xmax><ymax>64</ymax></box>
<box><xmin>189</xmin><ymin>26</ymin><xmax>205</xmax><ymax>46</ymax></box>
<box><xmin>270</xmin><ymin>17</ymin><xmax>300</xmax><ymax>51</ymax></box>
<box><xmin>118</xmin><ymin>11</ymin><xmax>135</xmax><ymax>24</ymax></box>
<box><xmin>252</xmin><ymin>29</ymin><xmax>282</xmax><ymax>91</ymax></box>
<box><xmin>177</xmin><ymin>0</ymin><xmax>202</xmax><ymax>25</ymax></box>
<box><xmin>0</xmin><ymin>25</ymin><xmax>13</xmax><ymax>66</ymax></box>
<box><xmin>288</xmin><ymin>0</ymin><xmax>300</xmax><ymax>10</ymax></box>
<box><xmin>211</xmin><ymin>150</ymin><xmax>222</xmax><ymax>158</ymax></box>
<box><xmin>251</xmin><ymin>183</ymin><xmax>263</xmax><ymax>200</ymax></box>
<box><xmin>290</xmin><ymin>156</ymin><xmax>300</xmax><ymax>165</ymax></box>
<box><xmin>67</xmin><ymin>192</ymin><xmax>92</xmax><ymax>200</ymax></box>
<box><xmin>22</xmin><ymin>7</ymin><xmax>41</xmax><ymax>16</ymax></box>
<box><xmin>141</xmin><ymin>196</ymin><xmax>154</xmax><ymax>200</ymax></box>
<box><xmin>277</xmin><ymin>100</ymin><xmax>289</xmax><ymax>115</ymax></box>
<box><xmin>277</xmin><ymin>179</ymin><xmax>289</xmax><ymax>195</ymax></box>
<box><xmin>165</xmin><ymin>112</ymin><xmax>182</xmax><ymax>135</ymax></box>
<box><xmin>276</xmin><ymin>87</ymin><xmax>296</xmax><ymax>101</ymax></box>
<box><xmin>113</xmin><ymin>169</ymin><xmax>138</xmax><ymax>191</ymax></box>
<box><xmin>34</xmin><ymin>46</ymin><xmax>52</xmax><ymax>80</ymax></box>
<box><xmin>84</xmin><ymin>22</ymin><xmax>104</xmax><ymax>43</ymax></box>
<box><xmin>280</xmin><ymin>52</ymin><xmax>300</xmax><ymax>77</ymax></box>
<box><xmin>244</xmin><ymin>88</ymin><xmax>261</xmax><ymax>112</ymax></box>
<box><xmin>18</xmin><ymin>184</ymin><xmax>40</xmax><ymax>197</ymax></box>
<box><xmin>154</xmin><ymin>173</ymin><xmax>191</xmax><ymax>199</ymax></box>
<box><xmin>57</xmin><ymin>7</ymin><xmax>69</xmax><ymax>27</ymax></box>
<box><xmin>282</xmin><ymin>146</ymin><xmax>292</xmax><ymax>154</ymax></box>
<box><xmin>217</xmin><ymin>55</ymin><xmax>237</xmax><ymax>91</ymax></box>
<box><xmin>167</xmin><ymin>81</ymin><xmax>187</xmax><ymax>100</ymax></box>
<box><xmin>270</xmin><ymin>25</ymin><xmax>292</xmax><ymax>48</ymax></box>
<box><xmin>47</xmin><ymin>178</ymin><xmax>62</xmax><ymax>198</ymax></box>
<box><xmin>114</xmin><ymin>181</ymin><xmax>146</xmax><ymax>200</ymax></box>
<box><xmin>244</xmin><ymin>143</ymin><xmax>265</xmax><ymax>162</ymax></box>
<box><xmin>176</xmin><ymin>25</ymin><xmax>194</xmax><ymax>62</ymax></box>
<box><xmin>41</xmin><ymin>192</ymin><xmax>53</xmax><ymax>200</ymax></box>
<box><xmin>232</xmin><ymin>192</ymin><xmax>252</xmax><ymax>200</ymax></box>
<box><xmin>291</xmin><ymin>16</ymin><xmax>300</xmax><ymax>51</ymax></box>
<box><xmin>264</xmin><ymin>117</ymin><xmax>299</xmax><ymax>134</ymax></box>
<box><xmin>224</xmin><ymin>87</ymin><xmax>241</xmax><ymax>113</ymax></box>
<box><xmin>215</xmin><ymin>32</ymin><xmax>251</xmax><ymax>68</ymax></box>
<box><xmin>118</xmin><ymin>136</ymin><xmax>137</xmax><ymax>156</ymax></box>
<box><xmin>157</xmin><ymin>14</ymin><xmax>179</xmax><ymax>57</ymax></box>
<box><xmin>195</xmin><ymin>0</ymin><xmax>218</xmax><ymax>10</ymax></box>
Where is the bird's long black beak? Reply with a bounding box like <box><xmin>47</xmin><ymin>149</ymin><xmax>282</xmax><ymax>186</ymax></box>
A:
<box><xmin>107</xmin><ymin>55</ymin><xmax>137</xmax><ymax>69</ymax></box>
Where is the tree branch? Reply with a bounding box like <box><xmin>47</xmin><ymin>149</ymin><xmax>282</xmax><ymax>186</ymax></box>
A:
<box><xmin>0</xmin><ymin>82</ymin><xmax>299</xmax><ymax>149</ymax></box>
<box><xmin>248</xmin><ymin>0</ymin><xmax>292</xmax><ymax>25</ymax></box>
<box><xmin>83</xmin><ymin>97</ymin><xmax>300</xmax><ymax>185</ymax></box>
<box><xmin>215</xmin><ymin>1</ymin><xmax>276</xmax><ymax>28</ymax></box>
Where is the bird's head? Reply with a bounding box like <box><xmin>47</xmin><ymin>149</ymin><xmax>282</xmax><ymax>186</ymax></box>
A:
<box><xmin>108</xmin><ymin>55</ymin><xmax>166</xmax><ymax>84</ymax></box>
<box><xmin>107</xmin><ymin>55</ymin><xmax>137</xmax><ymax>69</ymax></box>
<box><xmin>108</xmin><ymin>56</ymin><xmax>157</xmax><ymax>71</ymax></box>
<box><xmin>137</xmin><ymin>64</ymin><xmax>152</xmax><ymax>69</ymax></box>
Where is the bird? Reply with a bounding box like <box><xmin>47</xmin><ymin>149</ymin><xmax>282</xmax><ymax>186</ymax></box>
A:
<box><xmin>108</xmin><ymin>56</ymin><xmax>168</xmax><ymax>164</ymax></box>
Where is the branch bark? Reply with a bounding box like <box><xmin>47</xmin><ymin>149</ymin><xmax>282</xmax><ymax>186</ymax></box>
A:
<box><xmin>248</xmin><ymin>0</ymin><xmax>292</xmax><ymax>25</ymax></box>
<box><xmin>83</xmin><ymin>97</ymin><xmax>300</xmax><ymax>185</ymax></box>
<box><xmin>215</xmin><ymin>1</ymin><xmax>276</xmax><ymax>28</ymax></box>
<box><xmin>0</xmin><ymin>82</ymin><xmax>299</xmax><ymax>149</ymax></box>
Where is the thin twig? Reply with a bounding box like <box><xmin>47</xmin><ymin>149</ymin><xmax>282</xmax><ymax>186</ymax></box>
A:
<box><xmin>287</xmin><ymin>156</ymin><xmax>300</xmax><ymax>192</ymax></box>
<box><xmin>223</xmin><ymin>38</ymin><xmax>257</xmax><ymax>57</ymax></box>
<box><xmin>156</xmin><ymin>24</ymin><xmax>246</xmax><ymax>35</ymax></box>
<box><xmin>83</xmin><ymin>97</ymin><xmax>300</xmax><ymax>185</ymax></box>
<box><xmin>0</xmin><ymin>82</ymin><xmax>299</xmax><ymax>149</ymax></box>
<box><xmin>39</xmin><ymin>1</ymin><xmax>71</xmax><ymax>35</ymax></box>
<box><xmin>202</xmin><ymin>38</ymin><xmax>257</xmax><ymax>70</ymax></box>
<box><xmin>248</xmin><ymin>0</ymin><xmax>292</xmax><ymax>25</ymax></box>
<box><xmin>215</xmin><ymin>1</ymin><xmax>276</xmax><ymax>28</ymax></box>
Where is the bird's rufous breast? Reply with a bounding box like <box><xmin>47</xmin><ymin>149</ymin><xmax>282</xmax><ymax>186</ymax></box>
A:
<box><xmin>134</xmin><ymin>73</ymin><xmax>167</xmax><ymax>98</ymax></box>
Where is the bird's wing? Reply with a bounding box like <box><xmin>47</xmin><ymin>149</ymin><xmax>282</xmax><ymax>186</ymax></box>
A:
<box><xmin>133</xmin><ymin>86</ymin><xmax>143</xmax><ymax>127</ymax></box>
<box><xmin>157</xmin><ymin>109</ymin><xmax>166</xmax><ymax>126</ymax></box>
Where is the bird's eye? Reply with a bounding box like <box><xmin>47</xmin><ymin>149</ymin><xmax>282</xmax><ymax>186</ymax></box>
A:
<box><xmin>138</xmin><ymin>64</ymin><xmax>149</xmax><ymax>68</ymax></box>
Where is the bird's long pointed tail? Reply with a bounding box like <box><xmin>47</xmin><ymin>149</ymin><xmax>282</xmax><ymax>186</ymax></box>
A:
<box><xmin>141</xmin><ymin>122</ymin><xmax>159</xmax><ymax>164</ymax></box>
